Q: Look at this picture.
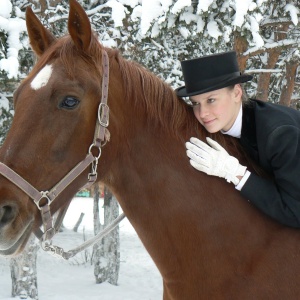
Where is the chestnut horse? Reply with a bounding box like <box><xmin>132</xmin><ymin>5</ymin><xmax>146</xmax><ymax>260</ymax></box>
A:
<box><xmin>1</xmin><ymin>1</ymin><xmax>300</xmax><ymax>299</ymax></box>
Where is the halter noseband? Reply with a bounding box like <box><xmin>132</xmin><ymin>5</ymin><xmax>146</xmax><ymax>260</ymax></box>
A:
<box><xmin>0</xmin><ymin>50</ymin><xmax>123</xmax><ymax>257</ymax></box>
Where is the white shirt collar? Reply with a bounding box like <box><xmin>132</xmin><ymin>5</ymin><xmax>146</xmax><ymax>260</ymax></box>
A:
<box><xmin>221</xmin><ymin>104</ymin><xmax>242</xmax><ymax>138</ymax></box>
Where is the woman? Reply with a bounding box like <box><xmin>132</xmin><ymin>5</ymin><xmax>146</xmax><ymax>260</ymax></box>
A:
<box><xmin>176</xmin><ymin>51</ymin><xmax>300</xmax><ymax>228</ymax></box>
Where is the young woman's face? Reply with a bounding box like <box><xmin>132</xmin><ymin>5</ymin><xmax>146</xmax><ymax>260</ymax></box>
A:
<box><xmin>190</xmin><ymin>85</ymin><xmax>242</xmax><ymax>133</ymax></box>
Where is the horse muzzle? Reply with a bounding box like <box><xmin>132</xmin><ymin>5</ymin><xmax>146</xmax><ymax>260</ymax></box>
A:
<box><xmin>0</xmin><ymin>200</ymin><xmax>34</xmax><ymax>256</ymax></box>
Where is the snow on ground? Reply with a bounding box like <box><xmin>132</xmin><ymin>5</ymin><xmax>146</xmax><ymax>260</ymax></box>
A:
<box><xmin>0</xmin><ymin>197</ymin><xmax>163</xmax><ymax>300</ymax></box>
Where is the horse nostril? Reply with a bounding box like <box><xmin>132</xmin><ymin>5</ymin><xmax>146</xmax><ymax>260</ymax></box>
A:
<box><xmin>0</xmin><ymin>205</ymin><xmax>16</xmax><ymax>227</ymax></box>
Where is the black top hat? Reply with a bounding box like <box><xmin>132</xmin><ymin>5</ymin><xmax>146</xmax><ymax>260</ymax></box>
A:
<box><xmin>176</xmin><ymin>51</ymin><xmax>252</xmax><ymax>97</ymax></box>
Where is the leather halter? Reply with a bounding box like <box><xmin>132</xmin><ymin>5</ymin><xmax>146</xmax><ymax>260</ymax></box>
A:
<box><xmin>0</xmin><ymin>50</ymin><xmax>115</xmax><ymax>245</ymax></box>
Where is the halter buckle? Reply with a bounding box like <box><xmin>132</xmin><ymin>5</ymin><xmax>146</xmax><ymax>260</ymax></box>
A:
<box><xmin>98</xmin><ymin>103</ymin><xmax>109</xmax><ymax>127</ymax></box>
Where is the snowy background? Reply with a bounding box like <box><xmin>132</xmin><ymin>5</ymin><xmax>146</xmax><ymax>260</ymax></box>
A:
<box><xmin>0</xmin><ymin>0</ymin><xmax>300</xmax><ymax>298</ymax></box>
<box><xmin>1</xmin><ymin>0</ymin><xmax>300</xmax><ymax>116</ymax></box>
<box><xmin>0</xmin><ymin>197</ymin><xmax>163</xmax><ymax>300</ymax></box>
<box><xmin>1</xmin><ymin>0</ymin><xmax>299</xmax><ymax>81</ymax></box>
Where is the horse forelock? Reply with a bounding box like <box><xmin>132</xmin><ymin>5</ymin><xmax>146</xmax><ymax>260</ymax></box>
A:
<box><xmin>27</xmin><ymin>33</ymin><xmax>103</xmax><ymax>83</ymax></box>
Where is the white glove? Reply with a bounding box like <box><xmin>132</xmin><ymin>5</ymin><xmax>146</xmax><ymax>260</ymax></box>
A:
<box><xmin>186</xmin><ymin>137</ymin><xmax>247</xmax><ymax>185</ymax></box>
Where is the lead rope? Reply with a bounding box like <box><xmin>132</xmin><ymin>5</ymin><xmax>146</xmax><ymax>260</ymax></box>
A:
<box><xmin>41</xmin><ymin>213</ymin><xmax>126</xmax><ymax>260</ymax></box>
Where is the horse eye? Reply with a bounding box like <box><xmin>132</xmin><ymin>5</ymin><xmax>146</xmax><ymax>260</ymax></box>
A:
<box><xmin>59</xmin><ymin>96</ymin><xmax>80</xmax><ymax>109</ymax></box>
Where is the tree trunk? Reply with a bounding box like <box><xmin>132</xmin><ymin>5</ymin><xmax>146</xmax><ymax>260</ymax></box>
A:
<box><xmin>10</xmin><ymin>234</ymin><xmax>39</xmax><ymax>300</ymax></box>
<box><xmin>255</xmin><ymin>50</ymin><xmax>281</xmax><ymax>101</ymax></box>
<box><xmin>255</xmin><ymin>24</ymin><xmax>289</xmax><ymax>101</ymax></box>
<box><xmin>93</xmin><ymin>185</ymin><xmax>120</xmax><ymax>285</ymax></box>
<box><xmin>234</xmin><ymin>31</ymin><xmax>249</xmax><ymax>72</ymax></box>
<box><xmin>279</xmin><ymin>60</ymin><xmax>299</xmax><ymax>107</ymax></box>
<box><xmin>93</xmin><ymin>183</ymin><xmax>102</xmax><ymax>235</ymax></box>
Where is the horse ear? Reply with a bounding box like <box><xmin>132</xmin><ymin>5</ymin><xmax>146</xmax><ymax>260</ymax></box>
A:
<box><xmin>25</xmin><ymin>7</ymin><xmax>56</xmax><ymax>57</ymax></box>
<box><xmin>68</xmin><ymin>0</ymin><xmax>92</xmax><ymax>51</ymax></box>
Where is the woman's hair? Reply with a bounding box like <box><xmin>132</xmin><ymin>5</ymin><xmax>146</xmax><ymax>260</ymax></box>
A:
<box><xmin>227</xmin><ymin>84</ymin><xmax>250</xmax><ymax>105</ymax></box>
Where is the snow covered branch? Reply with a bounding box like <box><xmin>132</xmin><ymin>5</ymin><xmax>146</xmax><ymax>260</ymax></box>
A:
<box><xmin>244</xmin><ymin>39</ymin><xmax>298</xmax><ymax>58</ymax></box>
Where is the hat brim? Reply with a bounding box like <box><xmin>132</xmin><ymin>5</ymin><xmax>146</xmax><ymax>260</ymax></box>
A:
<box><xmin>176</xmin><ymin>74</ymin><xmax>253</xmax><ymax>98</ymax></box>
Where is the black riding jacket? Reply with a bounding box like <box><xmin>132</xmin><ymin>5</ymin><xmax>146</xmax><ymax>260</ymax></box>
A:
<box><xmin>240</xmin><ymin>99</ymin><xmax>300</xmax><ymax>228</ymax></box>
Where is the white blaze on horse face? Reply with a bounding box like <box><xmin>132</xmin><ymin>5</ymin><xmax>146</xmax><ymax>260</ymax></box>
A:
<box><xmin>30</xmin><ymin>64</ymin><xmax>53</xmax><ymax>90</ymax></box>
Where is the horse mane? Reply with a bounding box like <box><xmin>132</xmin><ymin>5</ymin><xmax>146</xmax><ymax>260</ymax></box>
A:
<box><xmin>28</xmin><ymin>33</ymin><xmax>263</xmax><ymax>176</ymax></box>
<box><xmin>115</xmin><ymin>53</ymin><xmax>195</xmax><ymax>133</ymax></box>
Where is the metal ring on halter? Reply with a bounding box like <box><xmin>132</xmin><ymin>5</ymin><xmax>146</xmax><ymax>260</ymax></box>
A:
<box><xmin>88</xmin><ymin>144</ymin><xmax>102</xmax><ymax>159</ymax></box>
<box><xmin>40</xmin><ymin>240</ymin><xmax>51</xmax><ymax>251</ymax></box>
<box><xmin>36</xmin><ymin>191</ymin><xmax>51</xmax><ymax>210</ymax></box>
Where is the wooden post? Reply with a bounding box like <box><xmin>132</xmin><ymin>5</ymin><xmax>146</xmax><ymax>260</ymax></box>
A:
<box><xmin>73</xmin><ymin>212</ymin><xmax>85</xmax><ymax>232</ymax></box>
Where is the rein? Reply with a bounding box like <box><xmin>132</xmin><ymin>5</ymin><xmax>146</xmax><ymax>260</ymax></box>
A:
<box><xmin>0</xmin><ymin>50</ymin><xmax>125</xmax><ymax>259</ymax></box>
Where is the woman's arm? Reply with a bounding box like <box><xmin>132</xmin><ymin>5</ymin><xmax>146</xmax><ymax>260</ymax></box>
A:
<box><xmin>241</xmin><ymin>125</ymin><xmax>300</xmax><ymax>228</ymax></box>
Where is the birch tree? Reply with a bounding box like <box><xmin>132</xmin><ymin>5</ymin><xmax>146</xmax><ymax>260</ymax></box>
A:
<box><xmin>10</xmin><ymin>234</ymin><xmax>39</xmax><ymax>300</ymax></box>
<box><xmin>92</xmin><ymin>184</ymin><xmax>120</xmax><ymax>285</ymax></box>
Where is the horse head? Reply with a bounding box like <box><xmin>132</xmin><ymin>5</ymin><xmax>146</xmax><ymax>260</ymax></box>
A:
<box><xmin>0</xmin><ymin>0</ymin><xmax>124</xmax><ymax>255</ymax></box>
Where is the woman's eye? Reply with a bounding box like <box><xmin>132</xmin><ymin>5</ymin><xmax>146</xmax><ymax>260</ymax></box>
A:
<box><xmin>59</xmin><ymin>96</ymin><xmax>80</xmax><ymax>109</ymax></box>
<box><xmin>185</xmin><ymin>98</ymin><xmax>200</xmax><ymax>107</ymax></box>
<box><xmin>207</xmin><ymin>98</ymin><xmax>215</xmax><ymax>103</ymax></box>
<box><xmin>191</xmin><ymin>101</ymin><xmax>200</xmax><ymax>106</ymax></box>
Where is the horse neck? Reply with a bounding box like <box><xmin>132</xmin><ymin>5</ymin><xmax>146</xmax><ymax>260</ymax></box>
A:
<box><xmin>100</xmin><ymin>57</ymin><xmax>277</xmax><ymax>287</ymax></box>
<box><xmin>103</xmin><ymin>114</ymin><xmax>274</xmax><ymax>283</ymax></box>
